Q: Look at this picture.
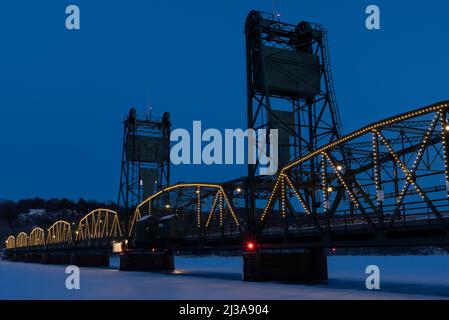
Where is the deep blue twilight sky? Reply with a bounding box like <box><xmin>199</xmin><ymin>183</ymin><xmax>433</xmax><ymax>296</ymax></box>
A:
<box><xmin>0</xmin><ymin>0</ymin><xmax>448</xmax><ymax>201</ymax></box>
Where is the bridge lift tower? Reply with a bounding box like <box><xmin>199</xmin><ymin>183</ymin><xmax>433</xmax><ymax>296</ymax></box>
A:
<box><xmin>244</xmin><ymin>11</ymin><xmax>345</xmax><ymax>235</ymax></box>
<box><xmin>117</xmin><ymin>108</ymin><xmax>171</xmax><ymax>231</ymax></box>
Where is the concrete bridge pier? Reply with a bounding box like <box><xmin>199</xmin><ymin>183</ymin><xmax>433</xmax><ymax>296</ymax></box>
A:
<box><xmin>69</xmin><ymin>252</ymin><xmax>109</xmax><ymax>267</ymax></box>
<box><xmin>2</xmin><ymin>251</ymin><xmax>14</xmax><ymax>260</ymax></box>
<box><xmin>41</xmin><ymin>252</ymin><xmax>71</xmax><ymax>265</ymax></box>
<box><xmin>242</xmin><ymin>249</ymin><xmax>328</xmax><ymax>283</ymax></box>
<box><xmin>26</xmin><ymin>253</ymin><xmax>43</xmax><ymax>263</ymax></box>
<box><xmin>12</xmin><ymin>252</ymin><xmax>28</xmax><ymax>262</ymax></box>
<box><xmin>119</xmin><ymin>251</ymin><xmax>175</xmax><ymax>272</ymax></box>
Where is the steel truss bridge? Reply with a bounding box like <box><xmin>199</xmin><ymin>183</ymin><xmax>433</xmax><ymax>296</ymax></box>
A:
<box><xmin>4</xmin><ymin>10</ymin><xmax>449</xmax><ymax>263</ymax></box>
<box><xmin>5</xmin><ymin>101</ymin><xmax>449</xmax><ymax>254</ymax></box>
<box><xmin>5</xmin><ymin>209</ymin><xmax>123</xmax><ymax>255</ymax></box>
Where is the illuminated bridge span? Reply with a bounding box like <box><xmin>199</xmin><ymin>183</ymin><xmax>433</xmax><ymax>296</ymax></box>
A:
<box><xmin>119</xmin><ymin>101</ymin><xmax>449</xmax><ymax>250</ymax></box>
<box><xmin>255</xmin><ymin>101</ymin><xmax>449</xmax><ymax>248</ymax></box>
<box><xmin>4</xmin><ymin>209</ymin><xmax>123</xmax><ymax>251</ymax></box>
<box><xmin>47</xmin><ymin>221</ymin><xmax>73</xmax><ymax>246</ymax></box>
<box><xmin>4</xmin><ymin>102</ymin><xmax>449</xmax><ymax>282</ymax></box>
<box><xmin>77</xmin><ymin>209</ymin><xmax>122</xmax><ymax>242</ymax></box>
<box><xmin>128</xmin><ymin>183</ymin><xmax>244</xmax><ymax>249</ymax></box>
<box><xmin>29</xmin><ymin>228</ymin><xmax>45</xmax><ymax>247</ymax></box>
<box><xmin>5</xmin><ymin>236</ymin><xmax>15</xmax><ymax>250</ymax></box>
<box><xmin>5</xmin><ymin>102</ymin><xmax>449</xmax><ymax>253</ymax></box>
<box><xmin>3</xmin><ymin>8</ymin><xmax>449</xmax><ymax>282</ymax></box>
<box><xmin>5</xmin><ymin>101</ymin><xmax>449</xmax><ymax>252</ymax></box>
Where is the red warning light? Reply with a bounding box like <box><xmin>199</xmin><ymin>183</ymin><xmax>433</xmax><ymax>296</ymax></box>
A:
<box><xmin>245</xmin><ymin>241</ymin><xmax>256</xmax><ymax>251</ymax></box>
<box><xmin>331</xmin><ymin>248</ymin><xmax>337</xmax><ymax>253</ymax></box>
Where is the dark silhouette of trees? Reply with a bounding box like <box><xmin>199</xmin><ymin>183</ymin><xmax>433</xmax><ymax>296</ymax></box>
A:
<box><xmin>0</xmin><ymin>200</ymin><xmax>19</xmax><ymax>224</ymax></box>
<box><xmin>0</xmin><ymin>198</ymin><xmax>115</xmax><ymax>225</ymax></box>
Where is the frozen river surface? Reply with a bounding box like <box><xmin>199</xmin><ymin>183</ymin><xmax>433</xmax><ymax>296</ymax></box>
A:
<box><xmin>1</xmin><ymin>255</ymin><xmax>449</xmax><ymax>300</ymax></box>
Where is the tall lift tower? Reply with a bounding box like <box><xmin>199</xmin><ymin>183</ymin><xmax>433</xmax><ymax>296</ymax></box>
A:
<box><xmin>117</xmin><ymin>108</ymin><xmax>171</xmax><ymax>231</ymax></box>
<box><xmin>244</xmin><ymin>11</ymin><xmax>345</xmax><ymax>235</ymax></box>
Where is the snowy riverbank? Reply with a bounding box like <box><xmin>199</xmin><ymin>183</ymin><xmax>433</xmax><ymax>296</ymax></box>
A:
<box><xmin>1</xmin><ymin>255</ymin><xmax>448</xmax><ymax>300</ymax></box>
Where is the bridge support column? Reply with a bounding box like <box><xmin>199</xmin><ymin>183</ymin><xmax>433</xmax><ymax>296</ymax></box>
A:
<box><xmin>69</xmin><ymin>252</ymin><xmax>109</xmax><ymax>267</ymax></box>
<box><xmin>12</xmin><ymin>252</ymin><xmax>28</xmax><ymax>262</ymax></box>
<box><xmin>243</xmin><ymin>249</ymin><xmax>328</xmax><ymax>283</ymax></box>
<box><xmin>41</xmin><ymin>252</ymin><xmax>71</xmax><ymax>265</ymax></box>
<box><xmin>119</xmin><ymin>251</ymin><xmax>174</xmax><ymax>272</ymax></box>
<box><xmin>26</xmin><ymin>253</ymin><xmax>43</xmax><ymax>263</ymax></box>
<box><xmin>2</xmin><ymin>251</ymin><xmax>14</xmax><ymax>260</ymax></box>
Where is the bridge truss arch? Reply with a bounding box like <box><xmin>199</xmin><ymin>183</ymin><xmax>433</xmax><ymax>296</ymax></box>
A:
<box><xmin>16</xmin><ymin>232</ymin><xmax>28</xmax><ymax>248</ymax></box>
<box><xmin>29</xmin><ymin>228</ymin><xmax>45</xmax><ymax>247</ymax></box>
<box><xmin>5</xmin><ymin>236</ymin><xmax>15</xmax><ymax>250</ymax></box>
<box><xmin>46</xmin><ymin>221</ymin><xmax>72</xmax><ymax>246</ymax></box>
<box><xmin>129</xmin><ymin>183</ymin><xmax>243</xmax><ymax>247</ymax></box>
<box><xmin>76</xmin><ymin>209</ymin><xmax>123</xmax><ymax>241</ymax></box>
<box><xmin>257</xmin><ymin>101</ymin><xmax>449</xmax><ymax>246</ymax></box>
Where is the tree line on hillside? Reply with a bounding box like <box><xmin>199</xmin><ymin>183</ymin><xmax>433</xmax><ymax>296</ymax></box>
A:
<box><xmin>0</xmin><ymin>198</ymin><xmax>115</xmax><ymax>225</ymax></box>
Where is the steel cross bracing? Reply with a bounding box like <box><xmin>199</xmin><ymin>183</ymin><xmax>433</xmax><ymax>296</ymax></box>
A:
<box><xmin>123</xmin><ymin>109</ymin><xmax>449</xmax><ymax>247</ymax></box>
<box><xmin>255</xmin><ymin>101</ymin><xmax>449</xmax><ymax>248</ymax></box>
<box><xmin>6</xmin><ymin>103</ymin><xmax>449</xmax><ymax>251</ymax></box>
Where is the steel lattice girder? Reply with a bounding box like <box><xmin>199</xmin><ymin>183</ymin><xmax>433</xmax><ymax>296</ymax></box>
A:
<box><xmin>258</xmin><ymin>101</ymin><xmax>449</xmax><ymax>243</ymax></box>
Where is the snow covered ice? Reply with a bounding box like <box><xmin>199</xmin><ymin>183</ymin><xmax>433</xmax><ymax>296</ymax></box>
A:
<box><xmin>1</xmin><ymin>255</ymin><xmax>449</xmax><ymax>300</ymax></box>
